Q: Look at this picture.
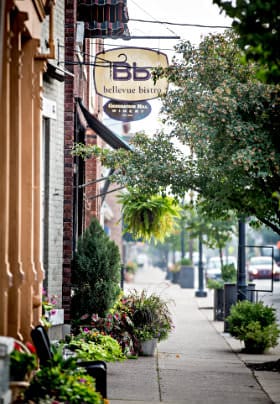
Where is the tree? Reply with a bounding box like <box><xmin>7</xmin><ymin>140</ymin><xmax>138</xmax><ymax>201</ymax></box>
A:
<box><xmin>73</xmin><ymin>32</ymin><xmax>280</xmax><ymax>235</ymax></box>
<box><xmin>213</xmin><ymin>0</ymin><xmax>280</xmax><ymax>83</ymax></box>
<box><xmin>183</xmin><ymin>205</ymin><xmax>237</xmax><ymax>268</ymax></box>
<box><xmin>156</xmin><ymin>32</ymin><xmax>280</xmax><ymax>233</ymax></box>
<box><xmin>71</xmin><ymin>218</ymin><xmax>121</xmax><ymax>319</ymax></box>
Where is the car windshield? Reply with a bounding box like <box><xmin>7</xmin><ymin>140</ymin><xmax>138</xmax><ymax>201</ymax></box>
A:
<box><xmin>250</xmin><ymin>257</ymin><xmax>273</xmax><ymax>265</ymax></box>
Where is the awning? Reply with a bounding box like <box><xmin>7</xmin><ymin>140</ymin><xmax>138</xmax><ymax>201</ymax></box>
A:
<box><xmin>76</xmin><ymin>97</ymin><xmax>132</xmax><ymax>151</ymax></box>
<box><xmin>77</xmin><ymin>0</ymin><xmax>130</xmax><ymax>38</ymax></box>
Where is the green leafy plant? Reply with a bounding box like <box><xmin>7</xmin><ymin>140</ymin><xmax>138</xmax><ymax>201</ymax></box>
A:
<box><xmin>179</xmin><ymin>258</ymin><xmax>193</xmax><ymax>266</ymax></box>
<box><xmin>118</xmin><ymin>189</ymin><xmax>181</xmax><ymax>243</ymax></box>
<box><xmin>125</xmin><ymin>261</ymin><xmax>138</xmax><ymax>274</ymax></box>
<box><xmin>66</xmin><ymin>329</ymin><xmax>126</xmax><ymax>362</ymax></box>
<box><xmin>71</xmin><ymin>295</ymin><xmax>138</xmax><ymax>357</ymax></box>
<box><xmin>10</xmin><ymin>341</ymin><xmax>37</xmax><ymax>382</ymax></box>
<box><xmin>221</xmin><ymin>263</ymin><xmax>237</xmax><ymax>283</ymax></box>
<box><xmin>24</xmin><ymin>345</ymin><xmax>102</xmax><ymax>404</ymax></box>
<box><xmin>42</xmin><ymin>288</ymin><xmax>58</xmax><ymax>329</ymax></box>
<box><xmin>227</xmin><ymin>300</ymin><xmax>280</xmax><ymax>353</ymax></box>
<box><xmin>207</xmin><ymin>279</ymin><xmax>224</xmax><ymax>290</ymax></box>
<box><xmin>71</xmin><ymin>218</ymin><xmax>121</xmax><ymax>319</ymax></box>
<box><xmin>125</xmin><ymin>289</ymin><xmax>174</xmax><ymax>343</ymax></box>
<box><xmin>73</xmin><ymin>291</ymin><xmax>174</xmax><ymax>356</ymax></box>
<box><xmin>207</xmin><ymin>263</ymin><xmax>236</xmax><ymax>289</ymax></box>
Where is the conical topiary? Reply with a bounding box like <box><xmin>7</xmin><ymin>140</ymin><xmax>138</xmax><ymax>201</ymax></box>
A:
<box><xmin>71</xmin><ymin>218</ymin><xmax>121</xmax><ymax>319</ymax></box>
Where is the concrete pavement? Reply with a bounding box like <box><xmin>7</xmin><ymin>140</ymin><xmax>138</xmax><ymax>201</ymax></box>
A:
<box><xmin>107</xmin><ymin>265</ymin><xmax>280</xmax><ymax>404</ymax></box>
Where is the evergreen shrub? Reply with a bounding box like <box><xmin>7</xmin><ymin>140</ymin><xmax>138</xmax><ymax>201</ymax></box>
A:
<box><xmin>71</xmin><ymin>218</ymin><xmax>121</xmax><ymax>319</ymax></box>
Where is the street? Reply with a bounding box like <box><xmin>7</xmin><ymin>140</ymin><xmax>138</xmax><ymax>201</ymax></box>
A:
<box><xmin>256</xmin><ymin>279</ymin><xmax>280</xmax><ymax>322</ymax></box>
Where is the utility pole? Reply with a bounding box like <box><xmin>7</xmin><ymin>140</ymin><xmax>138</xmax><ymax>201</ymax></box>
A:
<box><xmin>195</xmin><ymin>233</ymin><xmax>207</xmax><ymax>297</ymax></box>
<box><xmin>237</xmin><ymin>219</ymin><xmax>247</xmax><ymax>301</ymax></box>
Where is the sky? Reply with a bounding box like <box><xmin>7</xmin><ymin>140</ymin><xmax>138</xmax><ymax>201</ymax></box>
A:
<box><xmin>103</xmin><ymin>0</ymin><xmax>232</xmax><ymax>135</ymax></box>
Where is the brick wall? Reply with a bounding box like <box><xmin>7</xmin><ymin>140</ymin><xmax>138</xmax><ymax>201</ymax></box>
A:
<box><xmin>41</xmin><ymin>0</ymin><xmax>65</xmax><ymax>304</ymax></box>
<box><xmin>63</xmin><ymin>0</ymin><xmax>76</xmax><ymax>322</ymax></box>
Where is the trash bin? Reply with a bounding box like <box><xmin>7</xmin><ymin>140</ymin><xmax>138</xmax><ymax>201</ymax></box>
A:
<box><xmin>213</xmin><ymin>288</ymin><xmax>224</xmax><ymax>321</ymax></box>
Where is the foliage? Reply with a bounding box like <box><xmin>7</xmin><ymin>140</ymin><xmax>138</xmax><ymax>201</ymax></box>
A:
<box><xmin>10</xmin><ymin>341</ymin><xmax>37</xmax><ymax>381</ymax></box>
<box><xmin>179</xmin><ymin>257</ymin><xmax>193</xmax><ymax>266</ymax></box>
<box><xmin>71</xmin><ymin>297</ymin><xmax>138</xmax><ymax>357</ymax></box>
<box><xmin>227</xmin><ymin>300</ymin><xmax>280</xmax><ymax>353</ymax></box>
<box><xmin>155</xmin><ymin>32</ymin><xmax>280</xmax><ymax>234</ymax></box>
<box><xmin>207</xmin><ymin>263</ymin><xmax>236</xmax><ymax>289</ymax></box>
<box><xmin>124</xmin><ymin>289</ymin><xmax>174</xmax><ymax>342</ymax></box>
<box><xmin>72</xmin><ymin>32</ymin><xmax>280</xmax><ymax>235</ymax></box>
<box><xmin>74</xmin><ymin>290</ymin><xmax>174</xmax><ymax>355</ymax></box>
<box><xmin>24</xmin><ymin>344</ymin><xmax>102</xmax><ymax>403</ymax></box>
<box><xmin>25</xmin><ymin>367</ymin><xmax>102</xmax><ymax>404</ymax></box>
<box><xmin>42</xmin><ymin>289</ymin><xmax>58</xmax><ymax>329</ymax></box>
<box><xmin>213</xmin><ymin>0</ymin><xmax>280</xmax><ymax>83</ymax></box>
<box><xmin>71</xmin><ymin>218</ymin><xmax>121</xmax><ymax>319</ymax></box>
<box><xmin>125</xmin><ymin>261</ymin><xmax>138</xmax><ymax>274</ymax></box>
<box><xmin>207</xmin><ymin>278</ymin><xmax>224</xmax><ymax>290</ymax></box>
<box><xmin>221</xmin><ymin>263</ymin><xmax>237</xmax><ymax>282</ymax></box>
<box><xmin>118</xmin><ymin>189</ymin><xmax>181</xmax><ymax>242</ymax></box>
<box><xmin>65</xmin><ymin>329</ymin><xmax>126</xmax><ymax>362</ymax></box>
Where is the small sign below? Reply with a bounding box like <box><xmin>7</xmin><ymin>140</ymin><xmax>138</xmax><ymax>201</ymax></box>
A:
<box><xmin>42</xmin><ymin>97</ymin><xmax>57</xmax><ymax>120</ymax></box>
<box><xmin>104</xmin><ymin>100</ymin><xmax>151</xmax><ymax>122</ymax></box>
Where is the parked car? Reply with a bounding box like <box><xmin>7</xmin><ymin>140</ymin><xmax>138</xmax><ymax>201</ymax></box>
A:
<box><xmin>247</xmin><ymin>256</ymin><xmax>280</xmax><ymax>281</ymax></box>
<box><xmin>206</xmin><ymin>256</ymin><xmax>237</xmax><ymax>281</ymax></box>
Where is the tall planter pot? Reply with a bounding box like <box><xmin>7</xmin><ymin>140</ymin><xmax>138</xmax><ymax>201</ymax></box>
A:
<box><xmin>178</xmin><ymin>265</ymin><xmax>194</xmax><ymax>288</ymax></box>
<box><xmin>213</xmin><ymin>288</ymin><xmax>224</xmax><ymax>321</ymax></box>
<box><xmin>171</xmin><ymin>272</ymin><xmax>180</xmax><ymax>284</ymax></box>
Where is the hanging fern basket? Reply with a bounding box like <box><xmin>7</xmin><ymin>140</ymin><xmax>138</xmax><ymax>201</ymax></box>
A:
<box><xmin>118</xmin><ymin>191</ymin><xmax>181</xmax><ymax>243</ymax></box>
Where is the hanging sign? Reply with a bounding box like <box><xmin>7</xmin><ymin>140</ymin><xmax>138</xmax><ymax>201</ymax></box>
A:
<box><xmin>104</xmin><ymin>100</ymin><xmax>151</xmax><ymax>122</ymax></box>
<box><xmin>94</xmin><ymin>47</ymin><xmax>169</xmax><ymax>102</ymax></box>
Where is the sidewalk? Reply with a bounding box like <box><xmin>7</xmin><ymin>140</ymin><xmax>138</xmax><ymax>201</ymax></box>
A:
<box><xmin>107</xmin><ymin>266</ymin><xmax>280</xmax><ymax>404</ymax></box>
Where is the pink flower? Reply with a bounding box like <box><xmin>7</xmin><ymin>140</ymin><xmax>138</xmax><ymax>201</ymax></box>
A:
<box><xmin>80</xmin><ymin>314</ymin><xmax>89</xmax><ymax>320</ymax></box>
<box><xmin>91</xmin><ymin>314</ymin><xmax>99</xmax><ymax>321</ymax></box>
<box><xmin>83</xmin><ymin>327</ymin><xmax>89</xmax><ymax>333</ymax></box>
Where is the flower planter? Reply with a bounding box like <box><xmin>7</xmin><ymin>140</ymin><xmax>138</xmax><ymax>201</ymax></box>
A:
<box><xmin>9</xmin><ymin>381</ymin><xmax>30</xmax><ymax>402</ymax></box>
<box><xmin>177</xmin><ymin>265</ymin><xmax>194</xmax><ymax>288</ymax></box>
<box><xmin>140</xmin><ymin>338</ymin><xmax>157</xmax><ymax>356</ymax></box>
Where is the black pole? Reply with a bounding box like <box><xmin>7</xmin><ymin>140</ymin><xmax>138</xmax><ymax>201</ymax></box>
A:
<box><xmin>120</xmin><ymin>264</ymin><xmax>124</xmax><ymax>290</ymax></box>
<box><xmin>195</xmin><ymin>233</ymin><xmax>207</xmax><ymax>297</ymax></box>
<box><xmin>181</xmin><ymin>226</ymin><xmax>185</xmax><ymax>259</ymax></box>
<box><xmin>237</xmin><ymin>219</ymin><xmax>247</xmax><ymax>301</ymax></box>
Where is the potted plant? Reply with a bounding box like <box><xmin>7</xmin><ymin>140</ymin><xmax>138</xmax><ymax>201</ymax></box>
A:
<box><xmin>24</xmin><ymin>345</ymin><xmax>103</xmax><ymax>403</ymax></box>
<box><xmin>118</xmin><ymin>189</ymin><xmax>181</xmax><ymax>243</ymax></box>
<box><xmin>124</xmin><ymin>289</ymin><xmax>174</xmax><ymax>356</ymax></box>
<box><xmin>227</xmin><ymin>300</ymin><xmax>280</xmax><ymax>354</ymax></box>
<box><xmin>9</xmin><ymin>340</ymin><xmax>37</xmax><ymax>402</ymax></box>
<box><xmin>65</xmin><ymin>328</ymin><xmax>126</xmax><ymax>362</ymax></box>
<box><xmin>71</xmin><ymin>296</ymin><xmax>138</xmax><ymax>358</ymax></box>
<box><xmin>207</xmin><ymin>279</ymin><xmax>224</xmax><ymax>321</ymax></box>
<box><xmin>169</xmin><ymin>262</ymin><xmax>181</xmax><ymax>284</ymax></box>
<box><xmin>207</xmin><ymin>263</ymin><xmax>237</xmax><ymax>321</ymax></box>
<box><xmin>124</xmin><ymin>260</ymin><xmax>137</xmax><ymax>282</ymax></box>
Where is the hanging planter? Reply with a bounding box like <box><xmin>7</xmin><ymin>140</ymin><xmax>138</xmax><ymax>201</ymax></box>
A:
<box><xmin>118</xmin><ymin>190</ymin><xmax>181</xmax><ymax>242</ymax></box>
